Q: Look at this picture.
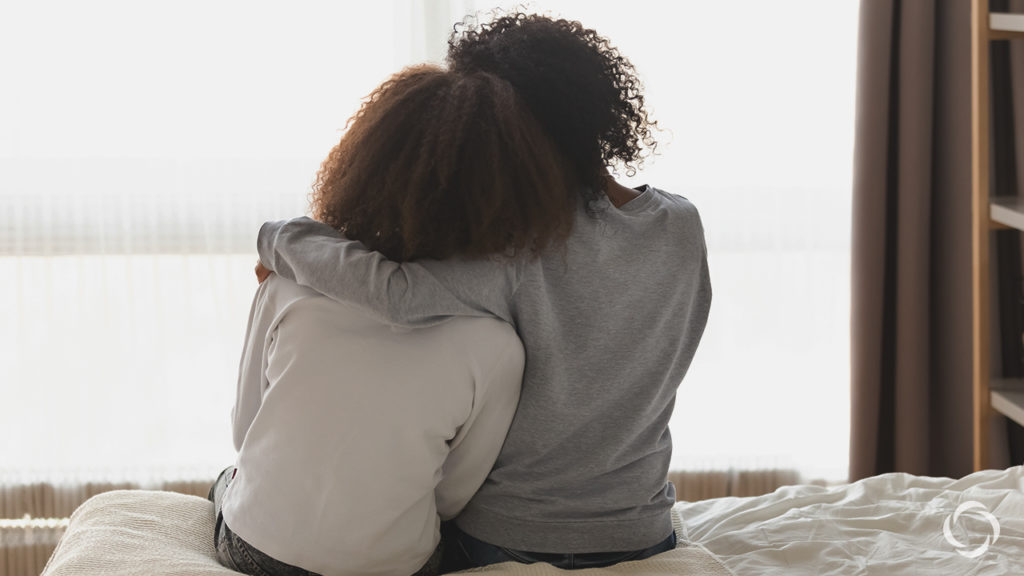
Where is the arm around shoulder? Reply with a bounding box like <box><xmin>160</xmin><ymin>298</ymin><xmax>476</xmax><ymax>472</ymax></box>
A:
<box><xmin>258</xmin><ymin>217</ymin><xmax>515</xmax><ymax>327</ymax></box>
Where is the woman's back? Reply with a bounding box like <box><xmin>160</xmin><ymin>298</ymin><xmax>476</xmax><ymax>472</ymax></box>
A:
<box><xmin>224</xmin><ymin>275</ymin><xmax>523</xmax><ymax>576</ymax></box>
<box><xmin>452</xmin><ymin>187</ymin><xmax>709</xmax><ymax>552</ymax></box>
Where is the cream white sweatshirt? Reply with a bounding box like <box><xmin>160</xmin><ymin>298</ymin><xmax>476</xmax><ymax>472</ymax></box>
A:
<box><xmin>223</xmin><ymin>275</ymin><xmax>523</xmax><ymax>576</ymax></box>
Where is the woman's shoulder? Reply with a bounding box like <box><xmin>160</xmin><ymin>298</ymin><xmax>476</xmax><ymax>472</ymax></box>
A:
<box><xmin>258</xmin><ymin>274</ymin><xmax>327</xmax><ymax>312</ymax></box>
<box><xmin>434</xmin><ymin>315</ymin><xmax>523</xmax><ymax>379</ymax></box>
<box><xmin>646</xmin><ymin>186</ymin><xmax>702</xmax><ymax>215</ymax></box>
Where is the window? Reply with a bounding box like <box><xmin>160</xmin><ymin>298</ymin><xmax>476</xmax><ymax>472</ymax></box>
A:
<box><xmin>1</xmin><ymin>0</ymin><xmax>857</xmax><ymax>483</ymax></box>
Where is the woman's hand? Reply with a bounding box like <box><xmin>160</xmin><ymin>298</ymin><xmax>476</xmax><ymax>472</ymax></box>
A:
<box><xmin>255</xmin><ymin>261</ymin><xmax>273</xmax><ymax>284</ymax></box>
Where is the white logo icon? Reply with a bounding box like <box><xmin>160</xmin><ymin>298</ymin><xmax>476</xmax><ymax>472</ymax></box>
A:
<box><xmin>942</xmin><ymin>501</ymin><xmax>1000</xmax><ymax>558</ymax></box>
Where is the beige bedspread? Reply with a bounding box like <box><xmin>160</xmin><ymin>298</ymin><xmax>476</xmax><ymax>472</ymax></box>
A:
<box><xmin>40</xmin><ymin>490</ymin><xmax>732</xmax><ymax>576</ymax></box>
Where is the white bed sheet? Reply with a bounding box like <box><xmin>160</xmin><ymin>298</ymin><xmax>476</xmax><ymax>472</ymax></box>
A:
<box><xmin>39</xmin><ymin>468</ymin><xmax>1024</xmax><ymax>576</ymax></box>
<box><xmin>674</xmin><ymin>465</ymin><xmax>1024</xmax><ymax>575</ymax></box>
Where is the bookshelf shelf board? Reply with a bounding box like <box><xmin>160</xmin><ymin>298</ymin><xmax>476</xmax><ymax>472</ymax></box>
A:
<box><xmin>989</xmin><ymin>196</ymin><xmax>1024</xmax><ymax>231</ymax></box>
<box><xmin>991</xmin><ymin>13</ymin><xmax>1024</xmax><ymax>38</ymax></box>
<box><xmin>991</xmin><ymin>378</ymin><xmax>1024</xmax><ymax>428</ymax></box>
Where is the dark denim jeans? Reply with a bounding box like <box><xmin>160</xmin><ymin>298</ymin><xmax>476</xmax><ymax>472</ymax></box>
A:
<box><xmin>209</xmin><ymin>466</ymin><xmax>320</xmax><ymax>576</ymax></box>
<box><xmin>208</xmin><ymin>466</ymin><xmax>442</xmax><ymax>576</ymax></box>
<box><xmin>441</xmin><ymin>521</ymin><xmax>677</xmax><ymax>571</ymax></box>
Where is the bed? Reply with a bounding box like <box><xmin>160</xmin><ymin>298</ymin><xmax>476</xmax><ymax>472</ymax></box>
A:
<box><xmin>40</xmin><ymin>466</ymin><xmax>1024</xmax><ymax>576</ymax></box>
<box><xmin>678</xmin><ymin>465</ymin><xmax>1024</xmax><ymax>575</ymax></box>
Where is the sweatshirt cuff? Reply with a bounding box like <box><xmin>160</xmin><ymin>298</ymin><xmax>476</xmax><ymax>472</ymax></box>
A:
<box><xmin>257</xmin><ymin>219</ymin><xmax>286</xmax><ymax>270</ymax></box>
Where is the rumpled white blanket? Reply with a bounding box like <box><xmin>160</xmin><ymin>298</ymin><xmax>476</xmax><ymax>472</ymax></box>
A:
<box><xmin>40</xmin><ymin>490</ymin><xmax>732</xmax><ymax>576</ymax></box>
<box><xmin>677</xmin><ymin>465</ymin><xmax>1024</xmax><ymax>575</ymax></box>
<box><xmin>44</xmin><ymin>466</ymin><xmax>1024</xmax><ymax>576</ymax></box>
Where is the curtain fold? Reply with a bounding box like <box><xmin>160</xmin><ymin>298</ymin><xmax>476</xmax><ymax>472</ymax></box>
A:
<box><xmin>851</xmin><ymin>0</ymin><xmax>1023</xmax><ymax>481</ymax></box>
<box><xmin>851</xmin><ymin>0</ymin><xmax>970</xmax><ymax>480</ymax></box>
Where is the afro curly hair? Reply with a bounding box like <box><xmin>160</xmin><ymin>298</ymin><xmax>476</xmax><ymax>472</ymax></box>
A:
<box><xmin>447</xmin><ymin>12</ymin><xmax>657</xmax><ymax>205</ymax></box>
<box><xmin>311</xmin><ymin>65</ymin><xmax>574</xmax><ymax>262</ymax></box>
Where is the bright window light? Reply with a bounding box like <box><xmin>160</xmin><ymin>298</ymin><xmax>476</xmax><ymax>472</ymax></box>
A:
<box><xmin>1</xmin><ymin>0</ymin><xmax>856</xmax><ymax>483</ymax></box>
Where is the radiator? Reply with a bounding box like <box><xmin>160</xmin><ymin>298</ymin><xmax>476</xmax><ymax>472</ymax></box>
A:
<box><xmin>668</xmin><ymin>468</ymin><xmax>804</xmax><ymax>501</ymax></box>
<box><xmin>1</xmin><ymin>518</ymin><xmax>68</xmax><ymax>576</ymax></box>
<box><xmin>0</xmin><ymin>478</ymin><xmax>215</xmax><ymax>576</ymax></box>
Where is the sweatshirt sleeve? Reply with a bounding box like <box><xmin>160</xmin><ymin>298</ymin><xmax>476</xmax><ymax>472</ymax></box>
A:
<box><xmin>435</xmin><ymin>335</ymin><xmax>524</xmax><ymax>520</ymax></box>
<box><xmin>257</xmin><ymin>217</ymin><xmax>517</xmax><ymax>327</ymax></box>
<box><xmin>232</xmin><ymin>280</ymin><xmax>274</xmax><ymax>451</ymax></box>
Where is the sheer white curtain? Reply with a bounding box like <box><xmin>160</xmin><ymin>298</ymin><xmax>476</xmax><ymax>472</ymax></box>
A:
<box><xmin>0</xmin><ymin>0</ymin><xmax>409</xmax><ymax>480</ymax></box>
<box><xmin>505</xmin><ymin>0</ymin><xmax>857</xmax><ymax>481</ymax></box>
<box><xmin>496</xmin><ymin>0</ymin><xmax>858</xmax><ymax>481</ymax></box>
<box><xmin>1</xmin><ymin>1</ymin><xmax>856</xmax><ymax>483</ymax></box>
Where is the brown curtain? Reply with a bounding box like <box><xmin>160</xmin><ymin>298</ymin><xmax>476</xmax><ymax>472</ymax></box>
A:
<box><xmin>850</xmin><ymin>0</ymin><xmax>1024</xmax><ymax>482</ymax></box>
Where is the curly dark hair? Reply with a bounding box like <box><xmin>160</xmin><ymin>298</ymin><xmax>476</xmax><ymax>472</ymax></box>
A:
<box><xmin>447</xmin><ymin>12</ymin><xmax>657</xmax><ymax>205</ymax></box>
<box><xmin>310</xmin><ymin>65</ymin><xmax>574</xmax><ymax>262</ymax></box>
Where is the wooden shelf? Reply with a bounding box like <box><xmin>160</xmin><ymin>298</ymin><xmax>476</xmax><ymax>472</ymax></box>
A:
<box><xmin>990</xmin><ymin>196</ymin><xmax>1024</xmax><ymax>229</ymax></box>
<box><xmin>991</xmin><ymin>13</ymin><xmax>1024</xmax><ymax>39</ymax></box>
<box><xmin>971</xmin><ymin>0</ymin><xmax>1024</xmax><ymax>471</ymax></box>
<box><xmin>991</xmin><ymin>378</ymin><xmax>1024</xmax><ymax>427</ymax></box>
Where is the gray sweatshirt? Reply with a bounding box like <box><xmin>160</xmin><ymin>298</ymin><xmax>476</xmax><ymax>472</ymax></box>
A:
<box><xmin>257</xmin><ymin>186</ymin><xmax>711</xmax><ymax>553</ymax></box>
